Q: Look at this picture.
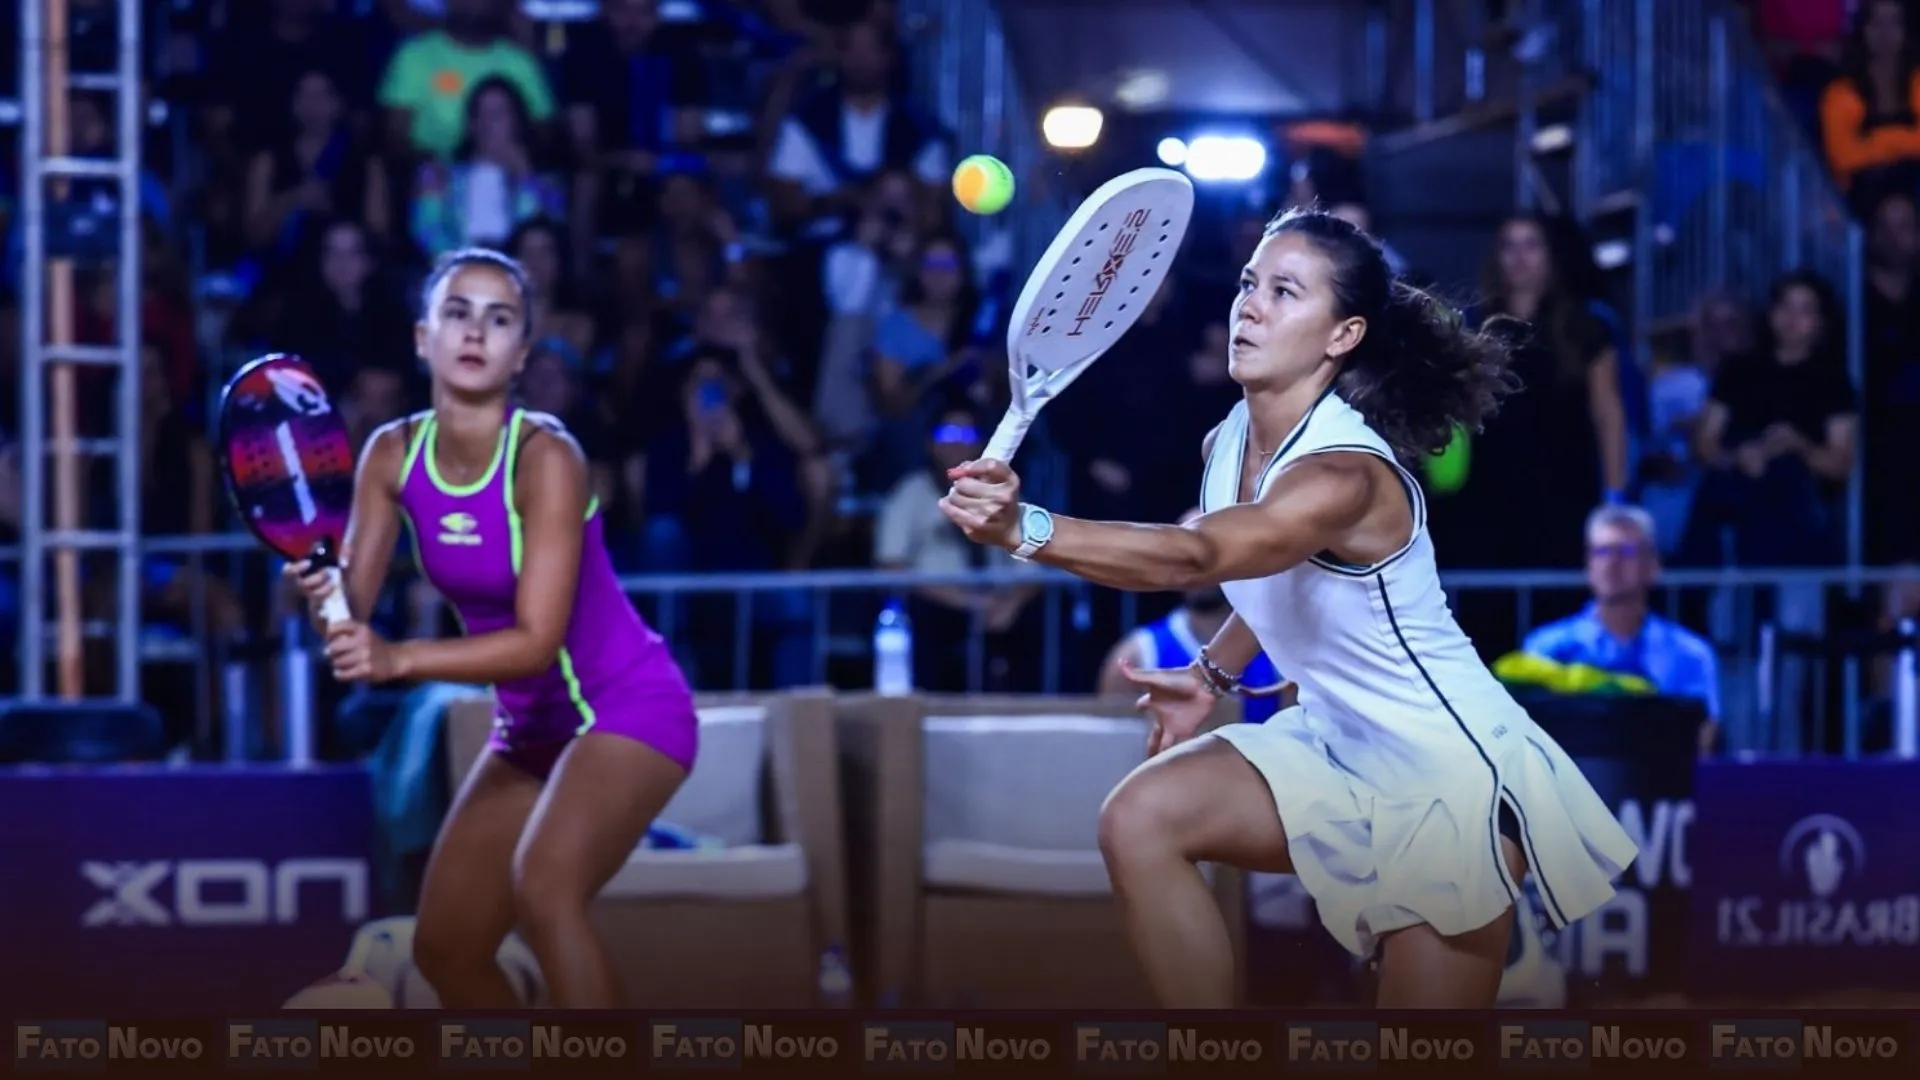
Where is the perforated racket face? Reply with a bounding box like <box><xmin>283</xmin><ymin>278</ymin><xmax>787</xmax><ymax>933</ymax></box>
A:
<box><xmin>217</xmin><ymin>354</ymin><xmax>355</xmax><ymax>563</ymax></box>
<box><xmin>1007</xmin><ymin>167</ymin><xmax>1195</xmax><ymax>374</ymax></box>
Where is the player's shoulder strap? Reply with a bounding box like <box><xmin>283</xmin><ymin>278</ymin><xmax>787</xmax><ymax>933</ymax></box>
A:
<box><xmin>511</xmin><ymin>409</ymin><xmax>586</xmax><ymax>460</ymax></box>
<box><xmin>375</xmin><ymin>410</ymin><xmax>433</xmax><ymax>494</ymax></box>
<box><xmin>397</xmin><ymin>410</ymin><xmax>432</xmax><ymax>452</ymax></box>
<box><xmin>504</xmin><ymin>409</ymin><xmax>597</xmax><ymax>522</ymax></box>
<box><xmin>1230</xmin><ymin>388</ymin><xmax>1341</xmax><ymax>506</ymax></box>
<box><xmin>1283</xmin><ymin>394</ymin><xmax>1412</xmax><ymax>485</ymax></box>
<box><xmin>1268</xmin><ymin>388</ymin><xmax>1372</xmax><ymax>464</ymax></box>
<box><xmin>518</xmin><ymin>408</ymin><xmax>562</xmax><ymax>439</ymax></box>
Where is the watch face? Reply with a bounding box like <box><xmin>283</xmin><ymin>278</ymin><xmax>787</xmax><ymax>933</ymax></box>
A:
<box><xmin>1024</xmin><ymin>506</ymin><xmax>1053</xmax><ymax>540</ymax></box>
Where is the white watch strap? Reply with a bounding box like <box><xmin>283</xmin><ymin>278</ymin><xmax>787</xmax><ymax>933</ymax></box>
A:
<box><xmin>1011</xmin><ymin>504</ymin><xmax>1049</xmax><ymax>561</ymax></box>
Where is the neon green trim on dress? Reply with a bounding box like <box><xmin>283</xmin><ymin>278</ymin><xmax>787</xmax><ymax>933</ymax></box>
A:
<box><xmin>422</xmin><ymin>413</ymin><xmax>508</xmax><ymax>497</ymax></box>
<box><xmin>502</xmin><ymin>410</ymin><xmax>599</xmax><ymax>736</ymax></box>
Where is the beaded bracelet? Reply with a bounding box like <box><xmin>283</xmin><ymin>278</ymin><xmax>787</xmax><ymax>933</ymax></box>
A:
<box><xmin>1196</xmin><ymin>647</ymin><xmax>1241</xmax><ymax>697</ymax></box>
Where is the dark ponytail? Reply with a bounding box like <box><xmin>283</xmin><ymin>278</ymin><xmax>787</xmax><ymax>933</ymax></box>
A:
<box><xmin>1266</xmin><ymin>208</ymin><xmax>1524</xmax><ymax>460</ymax></box>
<box><xmin>1339</xmin><ymin>279</ymin><xmax>1525</xmax><ymax>460</ymax></box>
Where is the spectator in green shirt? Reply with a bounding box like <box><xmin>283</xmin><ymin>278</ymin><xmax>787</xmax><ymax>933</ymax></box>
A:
<box><xmin>377</xmin><ymin>0</ymin><xmax>554</xmax><ymax>160</ymax></box>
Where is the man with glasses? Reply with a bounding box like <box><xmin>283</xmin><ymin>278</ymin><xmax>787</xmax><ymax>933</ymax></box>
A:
<box><xmin>1498</xmin><ymin>503</ymin><xmax>1717</xmax><ymax>1009</ymax></box>
<box><xmin>1521</xmin><ymin>504</ymin><xmax>1720</xmax><ymax>755</ymax></box>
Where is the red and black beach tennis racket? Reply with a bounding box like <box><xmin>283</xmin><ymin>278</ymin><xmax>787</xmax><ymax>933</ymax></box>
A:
<box><xmin>217</xmin><ymin>354</ymin><xmax>355</xmax><ymax>627</ymax></box>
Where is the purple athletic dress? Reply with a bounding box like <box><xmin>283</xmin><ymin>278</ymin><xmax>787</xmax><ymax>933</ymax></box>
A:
<box><xmin>398</xmin><ymin>408</ymin><xmax>698</xmax><ymax>777</ymax></box>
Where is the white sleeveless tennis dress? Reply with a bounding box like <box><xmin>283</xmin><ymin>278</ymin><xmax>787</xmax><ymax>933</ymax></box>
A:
<box><xmin>1200</xmin><ymin>391</ymin><xmax>1638</xmax><ymax>958</ymax></box>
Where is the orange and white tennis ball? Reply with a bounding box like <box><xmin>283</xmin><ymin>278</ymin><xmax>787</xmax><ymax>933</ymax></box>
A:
<box><xmin>952</xmin><ymin>154</ymin><xmax>1015</xmax><ymax>215</ymax></box>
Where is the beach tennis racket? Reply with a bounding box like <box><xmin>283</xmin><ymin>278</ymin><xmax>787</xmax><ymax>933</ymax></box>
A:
<box><xmin>980</xmin><ymin>167</ymin><xmax>1195</xmax><ymax>463</ymax></box>
<box><xmin>217</xmin><ymin>353</ymin><xmax>356</xmax><ymax>627</ymax></box>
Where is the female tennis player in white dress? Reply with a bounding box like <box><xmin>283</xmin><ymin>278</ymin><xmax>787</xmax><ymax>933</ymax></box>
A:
<box><xmin>941</xmin><ymin>207</ymin><xmax>1637</xmax><ymax>1009</ymax></box>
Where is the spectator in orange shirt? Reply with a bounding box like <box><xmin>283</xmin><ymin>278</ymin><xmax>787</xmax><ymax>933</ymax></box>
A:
<box><xmin>1820</xmin><ymin>0</ymin><xmax>1920</xmax><ymax>195</ymax></box>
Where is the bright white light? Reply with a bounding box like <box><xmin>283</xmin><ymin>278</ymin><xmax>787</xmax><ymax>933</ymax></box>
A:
<box><xmin>1042</xmin><ymin>105</ymin><xmax>1104</xmax><ymax>150</ymax></box>
<box><xmin>1530</xmin><ymin>123</ymin><xmax>1573</xmax><ymax>153</ymax></box>
<box><xmin>1184</xmin><ymin>135</ymin><xmax>1267</xmax><ymax>183</ymax></box>
<box><xmin>1156</xmin><ymin>137</ymin><xmax>1189</xmax><ymax>167</ymax></box>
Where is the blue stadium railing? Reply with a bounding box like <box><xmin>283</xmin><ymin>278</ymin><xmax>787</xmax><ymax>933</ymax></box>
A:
<box><xmin>4</xmin><ymin>532</ymin><xmax>1917</xmax><ymax>761</ymax></box>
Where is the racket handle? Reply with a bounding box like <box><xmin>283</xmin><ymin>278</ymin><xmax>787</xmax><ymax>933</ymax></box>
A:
<box><xmin>318</xmin><ymin>569</ymin><xmax>351</xmax><ymax>628</ymax></box>
<box><xmin>982</xmin><ymin>410</ymin><xmax>1033</xmax><ymax>464</ymax></box>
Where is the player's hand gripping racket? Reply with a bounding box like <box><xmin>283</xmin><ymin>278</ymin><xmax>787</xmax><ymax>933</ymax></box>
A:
<box><xmin>217</xmin><ymin>354</ymin><xmax>357</xmax><ymax>627</ymax></box>
<box><xmin>979</xmin><ymin>167</ymin><xmax>1195</xmax><ymax>463</ymax></box>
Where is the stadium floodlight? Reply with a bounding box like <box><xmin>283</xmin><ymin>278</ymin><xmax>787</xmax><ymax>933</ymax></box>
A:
<box><xmin>1184</xmin><ymin>135</ymin><xmax>1267</xmax><ymax>183</ymax></box>
<box><xmin>1042</xmin><ymin>105</ymin><xmax>1105</xmax><ymax>151</ymax></box>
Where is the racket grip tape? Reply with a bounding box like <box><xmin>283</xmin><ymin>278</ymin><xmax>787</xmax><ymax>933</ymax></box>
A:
<box><xmin>982</xmin><ymin>410</ymin><xmax>1033</xmax><ymax>464</ymax></box>
<box><xmin>318</xmin><ymin>569</ymin><xmax>351</xmax><ymax>627</ymax></box>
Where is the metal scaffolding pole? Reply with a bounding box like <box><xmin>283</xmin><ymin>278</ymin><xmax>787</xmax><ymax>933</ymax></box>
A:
<box><xmin>17</xmin><ymin>0</ymin><xmax>144</xmax><ymax>701</ymax></box>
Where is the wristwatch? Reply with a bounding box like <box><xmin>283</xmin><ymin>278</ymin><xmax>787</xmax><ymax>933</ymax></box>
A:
<box><xmin>1011</xmin><ymin>503</ymin><xmax>1055</xmax><ymax>561</ymax></box>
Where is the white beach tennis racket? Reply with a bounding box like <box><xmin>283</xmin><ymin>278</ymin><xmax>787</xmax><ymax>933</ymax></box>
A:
<box><xmin>980</xmin><ymin>167</ymin><xmax>1196</xmax><ymax>463</ymax></box>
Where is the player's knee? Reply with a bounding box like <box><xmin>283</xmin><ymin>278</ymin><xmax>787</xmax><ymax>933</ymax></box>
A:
<box><xmin>1098</xmin><ymin>773</ymin><xmax>1196</xmax><ymax>865</ymax></box>
<box><xmin>509</xmin><ymin>853</ymin><xmax>589</xmax><ymax>934</ymax></box>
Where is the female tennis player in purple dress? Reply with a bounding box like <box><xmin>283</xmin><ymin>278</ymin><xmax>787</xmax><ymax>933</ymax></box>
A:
<box><xmin>289</xmin><ymin>247</ymin><xmax>697</xmax><ymax>1009</ymax></box>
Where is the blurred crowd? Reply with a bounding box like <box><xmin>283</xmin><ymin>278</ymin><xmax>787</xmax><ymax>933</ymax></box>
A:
<box><xmin>0</xmin><ymin>0</ymin><xmax>1916</xmax><ymax>725</ymax></box>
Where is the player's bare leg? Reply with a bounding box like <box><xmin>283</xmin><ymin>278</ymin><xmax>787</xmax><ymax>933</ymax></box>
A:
<box><xmin>1098</xmin><ymin>739</ymin><xmax>1295</xmax><ymax>1008</ymax></box>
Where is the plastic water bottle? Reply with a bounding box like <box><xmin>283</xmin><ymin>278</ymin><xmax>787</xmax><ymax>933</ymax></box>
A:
<box><xmin>873</xmin><ymin>600</ymin><xmax>913</xmax><ymax>695</ymax></box>
<box><xmin>817</xmin><ymin>944</ymin><xmax>855</xmax><ymax>1008</ymax></box>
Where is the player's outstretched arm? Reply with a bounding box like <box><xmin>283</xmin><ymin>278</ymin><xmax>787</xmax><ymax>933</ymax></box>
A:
<box><xmin>942</xmin><ymin>455</ymin><xmax>1376</xmax><ymax>592</ymax></box>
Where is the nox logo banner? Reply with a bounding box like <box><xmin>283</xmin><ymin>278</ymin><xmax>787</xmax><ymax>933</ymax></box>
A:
<box><xmin>0</xmin><ymin>768</ymin><xmax>379</xmax><ymax>1016</ymax></box>
<box><xmin>78</xmin><ymin>859</ymin><xmax>368</xmax><ymax>928</ymax></box>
